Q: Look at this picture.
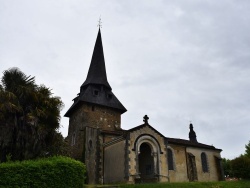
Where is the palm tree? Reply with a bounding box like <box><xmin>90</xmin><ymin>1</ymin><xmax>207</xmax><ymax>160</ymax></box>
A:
<box><xmin>0</xmin><ymin>68</ymin><xmax>64</xmax><ymax>162</ymax></box>
<box><xmin>0</xmin><ymin>84</ymin><xmax>22</xmax><ymax>161</ymax></box>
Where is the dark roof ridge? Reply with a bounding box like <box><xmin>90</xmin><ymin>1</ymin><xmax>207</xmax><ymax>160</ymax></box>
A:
<box><xmin>166</xmin><ymin>137</ymin><xmax>222</xmax><ymax>151</ymax></box>
<box><xmin>128</xmin><ymin>123</ymin><xmax>165</xmax><ymax>138</ymax></box>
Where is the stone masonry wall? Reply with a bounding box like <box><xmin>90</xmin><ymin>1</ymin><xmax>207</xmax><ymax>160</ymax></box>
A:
<box><xmin>104</xmin><ymin>140</ymin><xmax>126</xmax><ymax>183</ymax></box>
<box><xmin>67</xmin><ymin>102</ymin><xmax>121</xmax><ymax>159</ymax></box>
<box><xmin>186</xmin><ymin>147</ymin><xmax>221</xmax><ymax>182</ymax></box>
<box><xmin>168</xmin><ymin>144</ymin><xmax>189</xmax><ymax>182</ymax></box>
<box><xmin>84</xmin><ymin>127</ymin><xmax>99</xmax><ymax>184</ymax></box>
<box><xmin>67</xmin><ymin>102</ymin><xmax>122</xmax><ymax>184</ymax></box>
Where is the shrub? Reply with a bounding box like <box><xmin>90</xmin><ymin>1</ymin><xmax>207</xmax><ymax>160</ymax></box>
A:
<box><xmin>0</xmin><ymin>156</ymin><xmax>86</xmax><ymax>188</ymax></box>
<box><xmin>231</xmin><ymin>155</ymin><xmax>250</xmax><ymax>179</ymax></box>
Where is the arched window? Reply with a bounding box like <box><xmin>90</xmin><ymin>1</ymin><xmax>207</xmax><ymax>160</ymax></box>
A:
<box><xmin>201</xmin><ymin>152</ymin><xmax>209</xmax><ymax>172</ymax></box>
<box><xmin>167</xmin><ymin>148</ymin><xmax>174</xmax><ymax>170</ymax></box>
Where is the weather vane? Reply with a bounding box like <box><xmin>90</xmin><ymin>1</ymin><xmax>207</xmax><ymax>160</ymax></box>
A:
<box><xmin>97</xmin><ymin>16</ymin><xmax>102</xmax><ymax>28</ymax></box>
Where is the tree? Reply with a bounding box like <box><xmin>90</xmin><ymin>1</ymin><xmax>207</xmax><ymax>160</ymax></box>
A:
<box><xmin>231</xmin><ymin>155</ymin><xmax>250</xmax><ymax>179</ymax></box>
<box><xmin>222</xmin><ymin>158</ymin><xmax>232</xmax><ymax>177</ymax></box>
<box><xmin>0</xmin><ymin>68</ymin><xmax>64</xmax><ymax>162</ymax></box>
<box><xmin>227</xmin><ymin>141</ymin><xmax>250</xmax><ymax>179</ymax></box>
<box><xmin>245</xmin><ymin>140</ymin><xmax>250</xmax><ymax>158</ymax></box>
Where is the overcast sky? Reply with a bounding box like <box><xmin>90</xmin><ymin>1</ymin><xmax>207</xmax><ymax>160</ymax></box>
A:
<box><xmin>1</xmin><ymin>0</ymin><xmax>250</xmax><ymax>159</ymax></box>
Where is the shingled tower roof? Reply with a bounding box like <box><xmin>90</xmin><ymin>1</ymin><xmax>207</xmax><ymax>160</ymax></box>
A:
<box><xmin>81</xmin><ymin>28</ymin><xmax>111</xmax><ymax>89</ymax></box>
<box><xmin>65</xmin><ymin>29</ymin><xmax>126</xmax><ymax>117</ymax></box>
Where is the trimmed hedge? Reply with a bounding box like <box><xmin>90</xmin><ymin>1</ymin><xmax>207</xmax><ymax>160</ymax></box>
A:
<box><xmin>0</xmin><ymin>156</ymin><xmax>86</xmax><ymax>188</ymax></box>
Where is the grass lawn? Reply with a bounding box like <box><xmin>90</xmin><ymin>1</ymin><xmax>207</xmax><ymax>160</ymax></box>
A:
<box><xmin>119</xmin><ymin>181</ymin><xmax>250</xmax><ymax>188</ymax></box>
<box><xmin>84</xmin><ymin>180</ymin><xmax>250</xmax><ymax>188</ymax></box>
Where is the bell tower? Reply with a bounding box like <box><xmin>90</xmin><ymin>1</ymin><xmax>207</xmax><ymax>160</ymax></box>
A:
<box><xmin>65</xmin><ymin>28</ymin><xmax>126</xmax><ymax>160</ymax></box>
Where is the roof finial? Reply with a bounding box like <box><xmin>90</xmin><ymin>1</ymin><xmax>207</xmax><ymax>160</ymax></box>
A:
<box><xmin>143</xmin><ymin>115</ymin><xmax>149</xmax><ymax>124</ymax></box>
<box><xmin>189</xmin><ymin>122</ymin><xmax>197</xmax><ymax>143</ymax></box>
<box><xmin>97</xmin><ymin>16</ymin><xmax>102</xmax><ymax>29</ymax></box>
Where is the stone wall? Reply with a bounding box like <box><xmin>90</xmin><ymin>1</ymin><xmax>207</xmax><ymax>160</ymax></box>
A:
<box><xmin>67</xmin><ymin>102</ymin><xmax>122</xmax><ymax>184</ymax></box>
<box><xmin>186</xmin><ymin>147</ymin><xmax>221</xmax><ymax>182</ymax></box>
<box><xmin>67</xmin><ymin>102</ymin><xmax>121</xmax><ymax>157</ymax></box>
<box><xmin>104</xmin><ymin>140</ymin><xmax>126</xmax><ymax>183</ymax></box>
<box><xmin>68</xmin><ymin>102</ymin><xmax>121</xmax><ymax>134</ymax></box>
<box><xmin>84</xmin><ymin>127</ymin><xmax>100</xmax><ymax>184</ymax></box>
<box><xmin>166</xmin><ymin>144</ymin><xmax>222</xmax><ymax>182</ymax></box>
<box><xmin>168</xmin><ymin>144</ymin><xmax>189</xmax><ymax>182</ymax></box>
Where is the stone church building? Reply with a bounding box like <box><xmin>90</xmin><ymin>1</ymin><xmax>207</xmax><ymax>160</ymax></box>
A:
<box><xmin>65</xmin><ymin>29</ymin><xmax>224</xmax><ymax>184</ymax></box>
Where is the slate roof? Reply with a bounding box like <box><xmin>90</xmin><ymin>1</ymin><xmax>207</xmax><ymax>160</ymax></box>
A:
<box><xmin>65</xmin><ymin>29</ymin><xmax>126</xmax><ymax>117</ymax></box>
<box><xmin>81</xmin><ymin>28</ymin><xmax>111</xmax><ymax>89</ymax></box>
<box><xmin>166</xmin><ymin>137</ymin><xmax>222</xmax><ymax>151</ymax></box>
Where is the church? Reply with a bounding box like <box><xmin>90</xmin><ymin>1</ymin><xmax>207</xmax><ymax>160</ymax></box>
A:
<box><xmin>65</xmin><ymin>28</ymin><xmax>224</xmax><ymax>184</ymax></box>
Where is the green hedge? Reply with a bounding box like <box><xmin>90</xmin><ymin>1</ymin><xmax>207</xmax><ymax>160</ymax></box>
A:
<box><xmin>0</xmin><ymin>156</ymin><xmax>86</xmax><ymax>188</ymax></box>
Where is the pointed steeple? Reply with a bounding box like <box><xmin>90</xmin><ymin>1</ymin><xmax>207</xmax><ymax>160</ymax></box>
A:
<box><xmin>189</xmin><ymin>123</ymin><xmax>198</xmax><ymax>143</ymax></box>
<box><xmin>64</xmin><ymin>29</ymin><xmax>127</xmax><ymax>117</ymax></box>
<box><xmin>81</xmin><ymin>28</ymin><xmax>111</xmax><ymax>89</ymax></box>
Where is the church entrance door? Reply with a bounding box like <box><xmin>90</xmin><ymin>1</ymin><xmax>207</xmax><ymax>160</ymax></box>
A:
<box><xmin>138</xmin><ymin>143</ymin><xmax>155</xmax><ymax>182</ymax></box>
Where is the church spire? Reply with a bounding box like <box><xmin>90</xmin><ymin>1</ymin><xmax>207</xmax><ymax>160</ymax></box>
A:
<box><xmin>81</xmin><ymin>28</ymin><xmax>111</xmax><ymax>89</ymax></box>
<box><xmin>65</xmin><ymin>28</ymin><xmax>126</xmax><ymax>117</ymax></box>
<box><xmin>189</xmin><ymin>123</ymin><xmax>198</xmax><ymax>143</ymax></box>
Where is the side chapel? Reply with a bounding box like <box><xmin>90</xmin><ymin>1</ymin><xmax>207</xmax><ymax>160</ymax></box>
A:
<box><xmin>65</xmin><ymin>29</ymin><xmax>224</xmax><ymax>184</ymax></box>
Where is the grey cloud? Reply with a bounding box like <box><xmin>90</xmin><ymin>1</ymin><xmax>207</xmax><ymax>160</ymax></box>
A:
<box><xmin>1</xmin><ymin>0</ymin><xmax>250</xmax><ymax>159</ymax></box>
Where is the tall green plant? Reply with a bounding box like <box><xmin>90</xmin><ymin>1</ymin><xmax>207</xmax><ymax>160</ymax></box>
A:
<box><xmin>222</xmin><ymin>158</ymin><xmax>232</xmax><ymax>177</ymax></box>
<box><xmin>245</xmin><ymin>141</ymin><xmax>250</xmax><ymax>158</ymax></box>
<box><xmin>0</xmin><ymin>68</ymin><xmax>64</xmax><ymax>162</ymax></box>
<box><xmin>231</xmin><ymin>156</ymin><xmax>250</xmax><ymax>179</ymax></box>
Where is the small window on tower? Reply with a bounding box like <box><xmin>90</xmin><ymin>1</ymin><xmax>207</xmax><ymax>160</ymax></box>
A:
<box><xmin>93</xmin><ymin>90</ymin><xmax>99</xmax><ymax>96</ymax></box>
<box><xmin>107</xmin><ymin>93</ymin><xmax>112</xmax><ymax>99</ymax></box>
<box><xmin>92</xmin><ymin>105</ymin><xmax>95</xmax><ymax>111</ymax></box>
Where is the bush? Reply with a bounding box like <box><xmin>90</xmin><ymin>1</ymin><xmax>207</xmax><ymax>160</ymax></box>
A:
<box><xmin>231</xmin><ymin>155</ymin><xmax>250</xmax><ymax>179</ymax></box>
<box><xmin>222</xmin><ymin>158</ymin><xmax>233</xmax><ymax>177</ymax></box>
<box><xmin>0</xmin><ymin>156</ymin><xmax>86</xmax><ymax>188</ymax></box>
